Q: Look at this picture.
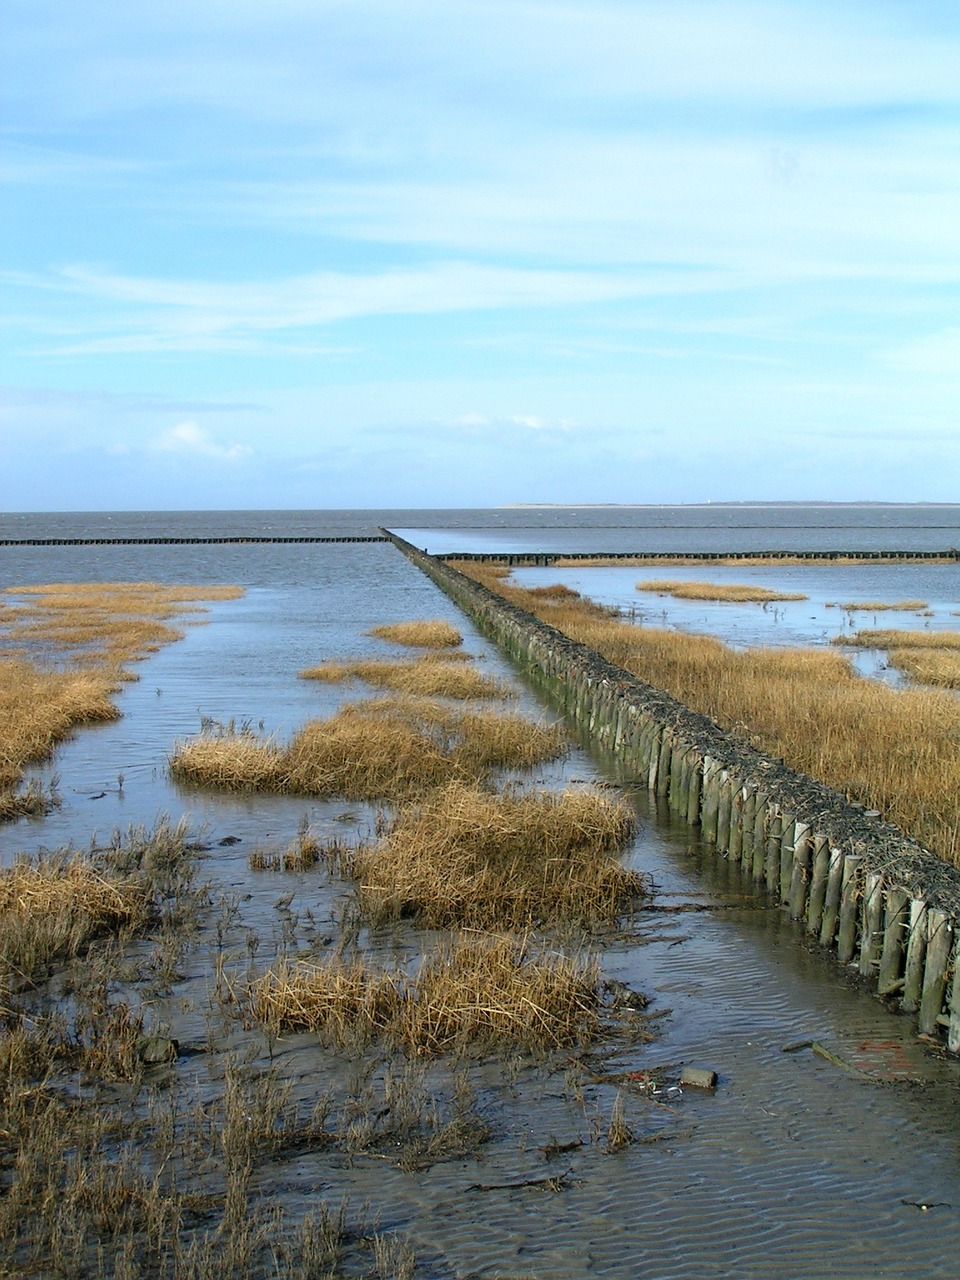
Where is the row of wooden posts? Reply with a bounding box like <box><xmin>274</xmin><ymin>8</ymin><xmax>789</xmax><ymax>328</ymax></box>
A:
<box><xmin>387</xmin><ymin>532</ymin><xmax>960</xmax><ymax>1054</ymax></box>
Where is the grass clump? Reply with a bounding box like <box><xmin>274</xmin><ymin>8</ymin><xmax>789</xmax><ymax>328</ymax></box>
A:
<box><xmin>350</xmin><ymin>781</ymin><xmax>643</xmax><ymax>931</ymax></box>
<box><xmin>169</xmin><ymin>725</ymin><xmax>289</xmax><ymax>792</ymax></box>
<box><xmin>252</xmin><ymin>935</ymin><xmax>603</xmax><ymax>1055</ymax></box>
<box><xmin>172</xmin><ymin>699</ymin><xmax>567</xmax><ymax>802</ymax></box>
<box><xmin>299</xmin><ymin>654</ymin><xmax>508</xmax><ymax>699</ymax></box>
<box><xmin>838</xmin><ymin>628</ymin><xmax>960</xmax><ymax>650</ymax></box>
<box><xmin>0</xmin><ymin>854</ymin><xmax>147</xmax><ymax>979</ymax></box>
<box><xmin>0</xmin><ymin>583</ymin><xmax>243</xmax><ymax>818</ymax></box>
<box><xmin>888</xmin><ymin>648</ymin><xmax>960</xmax><ymax>690</ymax></box>
<box><xmin>0</xmin><ymin>659</ymin><xmax>119</xmax><ymax>793</ymax></box>
<box><xmin>0</xmin><ymin>816</ymin><xmax>196</xmax><ymax>984</ymax></box>
<box><xmin>636</xmin><ymin>579</ymin><xmax>807</xmax><ymax>603</ymax></box>
<box><xmin>367</xmin><ymin>619</ymin><xmax>463</xmax><ymax>648</ymax></box>
<box><xmin>827</xmin><ymin>599</ymin><xmax>928</xmax><ymax>611</ymax></box>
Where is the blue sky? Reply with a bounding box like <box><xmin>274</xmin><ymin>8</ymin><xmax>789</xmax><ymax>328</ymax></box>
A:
<box><xmin>2</xmin><ymin>0</ymin><xmax>959</xmax><ymax>510</ymax></box>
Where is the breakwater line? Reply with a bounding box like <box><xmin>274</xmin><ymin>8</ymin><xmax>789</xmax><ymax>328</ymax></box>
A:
<box><xmin>387</xmin><ymin>530</ymin><xmax>960</xmax><ymax>1051</ymax></box>
<box><xmin>0</xmin><ymin>536</ymin><xmax>390</xmax><ymax>547</ymax></box>
<box><xmin>442</xmin><ymin>549</ymin><xmax>959</xmax><ymax>565</ymax></box>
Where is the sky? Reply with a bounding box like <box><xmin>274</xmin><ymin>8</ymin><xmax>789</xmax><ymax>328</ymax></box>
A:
<box><xmin>2</xmin><ymin>0</ymin><xmax>959</xmax><ymax>511</ymax></box>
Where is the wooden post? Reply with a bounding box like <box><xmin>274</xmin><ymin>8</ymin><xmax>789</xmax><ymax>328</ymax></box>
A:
<box><xmin>837</xmin><ymin>855</ymin><xmax>864</xmax><ymax>964</ymax></box>
<box><xmin>700</xmin><ymin>758</ymin><xmax>720</xmax><ymax>843</ymax></box>
<box><xmin>669</xmin><ymin>739</ymin><xmax>686</xmax><ymax>812</ymax></box>
<box><xmin>751</xmin><ymin>794</ymin><xmax>768</xmax><ymax>882</ymax></box>
<box><xmin>717</xmin><ymin>774</ymin><xmax>733</xmax><ymax>855</ymax></box>
<box><xmin>918</xmin><ymin>908</ymin><xmax>953</xmax><ymax>1036</ymax></box>
<box><xmin>901</xmin><ymin>900</ymin><xmax>929</xmax><ymax>1014</ymax></box>
<box><xmin>858</xmin><ymin>873</ymin><xmax>884</xmax><ymax>979</ymax></box>
<box><xmin>765</xmin><ymin>808</ymin><xmax>783</xmax><ymax>897</ymax></box>
<box><xmin>728</xmin><ymin>784</ymin><xmax>744</xmax><ymax>864</ymax></box>
<box><xmin>877</xmin><ymin>888</ymin><xmax>910</xmax><ymax>996</ymax></box>
<box><xmin>656</xmin><ymin>731</ymin><xmax>672</xmax><ymax>799</ymax></box>
<box><xmin>779</xmin><ymin>813</ymin><xmax>797</xmax><ymax>903</ymax></box>
<box><xmin>740</xmin><ymin>788</ymin><xmax>757</xmax><ymax>868</ymax></box>
<box><xmin>686</xmin><ymin>750</ymin><xmax>702</xmax><ymax>826</ymax></box>
<box><xmin>788</xmin><ymin>823</ymin><xmax>813</xmax><ymax>920</ymax></box>
<box><xmin>805</xmin><ymin>835</ymin><xmax>830</xmax><ymax>936</ymax></box>
<box><xmin>819</xmin><ymin>847</ymin><xmax>845</xmax><ymax>948</ymax></box>
<box><xmin>947</xmin><ymin>940</ymin><xmax>960</xmax><ymax>1055</ymax></box>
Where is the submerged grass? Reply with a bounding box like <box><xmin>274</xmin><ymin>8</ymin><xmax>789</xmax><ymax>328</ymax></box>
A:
<box><xmin>349</xmin><ymin>781</ymin><xmax>643</xmax><ymax>931</ymax></box>
<box><xmin>367</xmin><ymin>619</ymin><xmax>463</xmax><ymax>648</ymax></box>
<box><xmin>636</xmin><ymin>579</ymin><xmax>807</xmax><ymax>603</ymax></box>
<box><xmin>299</xmin><ymin>654</ymin><xmax>508</xmax><ymax>699</ymax></box>
<box><xmin>252</xmin><ymin>934</ymin><xmax>603</xmax><ymax>1055</ymax></box>
<box><xmin>171</xmin><ymin>698</ymin><xmax>567</xmax><ymax>801</ymax></box>
<box><xmin>454</xmin><ymin>561</ymin><xmax>960</xmax><ymax>866</ymax></box>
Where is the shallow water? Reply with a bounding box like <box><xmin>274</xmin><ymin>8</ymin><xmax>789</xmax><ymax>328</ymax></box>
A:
<box><xmin>4</xmin><ymin>515</ymin><xmax>960</xmax><ymax>1278</ymax></box>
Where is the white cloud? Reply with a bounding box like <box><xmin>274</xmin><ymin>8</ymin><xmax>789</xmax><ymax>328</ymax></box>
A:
<box><xmin>151</xmin><ymin>421</ymin><xmax>252</xmax><ymax>460</ymax></box>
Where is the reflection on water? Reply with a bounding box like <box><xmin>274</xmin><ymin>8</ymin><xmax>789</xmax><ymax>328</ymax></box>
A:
<box><xmin>2</xmin><ymin>520</ymin><xmax>960</xmax><ymax>1277</ymax></box>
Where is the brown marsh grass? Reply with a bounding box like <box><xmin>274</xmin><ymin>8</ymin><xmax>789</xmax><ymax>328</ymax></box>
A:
<box><xmin>252</xmin><ymin>934</ymin><xmax>603</xmax><ymax>1054</ymax></box>
<box><xmin>888</xmin><ymin>648</ymin><xmax>960</xmax><ymax>690</ymax></box>
<box><xmin>367</xmin><ymin>619</ymin><xmax>463</xmax><ymax>648</ymax></box>
<box><xmin>0</xmin><ymin>583</ymin><xmax>243</xmax><ymax>816</ymax></box>
<box><xmin>636</xmin><ymin>579</ymin><xmax>807</xmax><ymax>603</ymax></box>
<box><xmin>171</xmin><ymin>699</ymin><xmax>567</xmax><ymax>801</ymax></box>
<box><xmin>0</xmin><ymin>658</ymin><xmax>119</xmax><ymax>796</ymax></box>
<box><xmin>839</xmin><ymin>628</ymin><xmax>960</xmax><ymax>650</ymax></box>
<box><xmin>0</xmin><ymin>817</ymin><xmax>195</xmax><ymax>982</ymax></box>
<box><xmin>454</xmin><ymin>561</ymin><xmax>960</xmax><ymax>865</ymax></box>
<box><xmin>826</xmin><ymin>600</ymin><xmax>928</xmax><ymax>612</ymax></box>
<box><xmin>299</xmin><ymin>654</ymin><xmax>508</xmax><ymax>699</ymax></box>
<box><xmin>349</xmin><ymin>781</ymin><xmax>643</xmax><ymax>931</ymax></box>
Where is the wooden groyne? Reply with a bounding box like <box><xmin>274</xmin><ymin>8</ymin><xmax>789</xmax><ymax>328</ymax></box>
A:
<box><xmin>443</xmin><ymin>549</ymin><xmax>960</xmax><ymax>566</ymax></box>
<box><xmin>0</xmin><ymin>536</ymin><xmax>389</xmax><ymax>547</ymax></box>
<box><xmin>386</xmin><ymin>531</ymin><xmax>960</xmax><ymax>1050</ymax></box>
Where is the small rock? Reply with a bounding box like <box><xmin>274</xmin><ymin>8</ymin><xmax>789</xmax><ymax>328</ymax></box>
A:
<box><xmin>679</xmin><ymin>1066</ymin><xmax>718</xmax><ymax>1090</ymax></box>
<box><xmin>137</xmin><ymin>1036</ymin><xmax>180</xmax><ymax>1065</ymax></box>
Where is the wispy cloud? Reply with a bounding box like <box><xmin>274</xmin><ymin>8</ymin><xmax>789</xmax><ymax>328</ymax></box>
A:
<box><xmin>149</xmin><ymin>421</ymin><xmax>252</xmax><ymax>460</ymax></box>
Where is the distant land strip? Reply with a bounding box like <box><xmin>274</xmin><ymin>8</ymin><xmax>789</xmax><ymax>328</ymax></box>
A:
<box><xmin>0</xmin><ymin>535</ymin><xmax>391</xmax><ymax>547</ymax></box>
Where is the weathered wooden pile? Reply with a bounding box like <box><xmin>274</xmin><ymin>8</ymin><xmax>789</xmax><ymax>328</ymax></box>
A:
<box><xmin>387</xmin><ymin>531</ymin><xmax>960</xmax><ymax>1052</ymax></box>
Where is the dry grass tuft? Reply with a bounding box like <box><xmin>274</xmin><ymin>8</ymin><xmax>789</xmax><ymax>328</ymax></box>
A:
<box><xmin>0</xmin><ymin>817</ymin><xmax>194</xmax><ymax>981</ymax></box>
<box><xmin>838</xmin><ymin>628</ymin><xmax>960</xmax><ymax>651</ymax></box>
<box><xmin>637</xmin><ymin>579</ymin><xmax>807</xmax><ymax>603</ymax></box>
<box><xmin>888</xmin><ymin>648</ymin><xmax>960</xmax><ymax>690</ymax></box>
<box><xmin>172</xmin><ymin>699</ymin><xmax>566</xmax><ymax>802</ymax></box>
<box><xmin>351</xmin><ymin>781</ymin><xmax>643</xmax><ymax>931</ymax></box>
<box><xmin>0</xmin><ymin>582</ymin><xmax>243</xmax><ymax>815</ymax></box>
<box><xmin>252</xmin><ymin>934</ymin><xmax>603</xmax><ymax>1054</ymax></box>
<box><xmin>826</xmin><ymin>599</ymin><xmax>928</xmax><ymax>611</ymax></box>
<box><xmin>0</xmin><ymin>659</ymin><xmax>119</xmax><ymax>793</ymax></box>
<box><xmin>170</xmin><ymin>726</ymin><xmax>289</xmax><ymax>792</ymax></box>
<box><xmin>367</xmin><ymin>619</ymin><xmax>463</xmax><ymax>648</ymax></box>
<box><xmin>455</xmin><ymin>560</ymin><xmax>960</xmax><ymax>866</ymax></box>
<box><xmin>299</xmin><ymin>654</ymin><xmax>509</xmax><ymax>699</ymax></box>
<box><xmin>0</xmin><ymin>854</ymin><xmax>147</xmax><ymax>978</ymax></box>
<box><xmin>527</xmin><ymin>583</ymin><xmax>581</xmax><ymax>600</ymax></box>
